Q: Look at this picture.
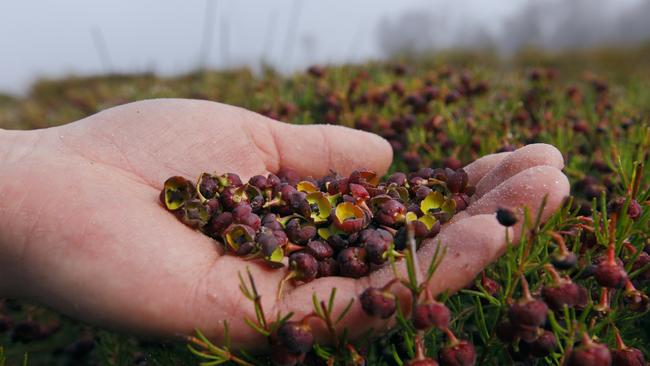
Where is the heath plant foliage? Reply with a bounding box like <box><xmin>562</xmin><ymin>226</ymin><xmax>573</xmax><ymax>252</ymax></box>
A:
<box><xmin>0</xmin><ymin>48</ymin><xmax>649</xmax><ymax>365</ymax></box>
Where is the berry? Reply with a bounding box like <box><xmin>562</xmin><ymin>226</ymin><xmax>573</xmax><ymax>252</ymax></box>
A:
<box><xmin>566</xmin><ymin>336</ymin><xmax>611</xmax><ymax>366</ymax></box>
<box><xmin>542</xmin><ymin>282</ymin><xmax>585</xmax><ymax>311</ymax></box>
<box><xmin>360</xmin><ymin>228</ymin><xmax>393</xmax><ymax>265</ymax></box>
<box><xmin>612</xmin><ymin>348</ymin><xmax>645</xmax><ymax>366</ymax></box>
<box><xmin>317</xmin><ymin>258</ymin><xmax>338</xmax><ymax>277</ymax></box>
<box><xmin>594</xmin><ymin>262</ymin><xmax>628</xmax><ymax>289</ymax></box>
<box><xmin>288</xmin><ymin>252</ymin><xmax>318</xmax><ymax>283</ymax></box>
<box><xmin>277</xmin><ymin>321</ymin><xmax>314</xmax><ymax>354</ymax></box>
<box><xmin>304</xmin><ymin>240</ymin><xmax>333</xmax><ymax>260</ymax></box>
<box><xmin>551</xmin><ymin>251</ymin><xmax>578</xmax><ymax>269</ymax></box>
<box><xmin>496</xmin><ymin>207</ymin><xmax>517</xmax><ymax>227</ymax></box>
<box><xmin>375</xmin><ymin>199</ymin><xmax>406</xmax><ymax>226</ymax></box>
<box><xmin>285</xmin><ymin>218</ymin><xmax>317</xmax><ymax>245</ymax></box>
<box><xmin>197</xmin><ymin>173</ymin><xmax>220</xmax><ymax>200</ymax></box>
<box><xmin>438</xmin><ymin>340</ymin><xmax>476</xmax><ymax>366</ymax></box>
<box><xmin>412</xmin><ymin>302</ymin><xmax>450</xmax><ymax>330</ymax></box>
<box><xmin>508</xmin><ymin>299</ymin><xmax>548</xmax><ymax>328</ymax></box>
<box><xmin>520</xmin><ymin>330</ymin><xmax>557</xmax><ymax>358</ymax></box>
<box><xmin>270</xmin><ymin>346</ymin><xmax>305</xmax><ymax>366</ymax></box>
<box><xmin>387</xmin><ymin>172</ymin><xmax>408</xmax><ymax>186</ymax></box>
<box><xmin>337</xmin><ymin>247</ymin><xmax>369</xmax><ymax>278</ymax></box>
<box><xmin>360</xmin><ymin>287</ymin><xmax>397</xmax><ymax>319</ymax></box>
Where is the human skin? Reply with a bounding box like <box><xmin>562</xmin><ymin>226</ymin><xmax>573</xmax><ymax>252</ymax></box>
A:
<box><xmin>0</xmin><ymin>99</ymin><xmax>569</xmax><ymax>350</ymax></box>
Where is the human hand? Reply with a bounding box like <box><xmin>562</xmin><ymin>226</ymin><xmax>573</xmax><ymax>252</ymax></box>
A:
<box><xmin>0</xmin><ymin>99</ymin><xmax>568</xmax><ymax>350</ymax></box>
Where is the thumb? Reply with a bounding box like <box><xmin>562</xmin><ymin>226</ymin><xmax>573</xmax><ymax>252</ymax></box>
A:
<box><xmin>250</xmin><ymin>116</ymin><xmax>393</xmax><ymax>178</ymax></box>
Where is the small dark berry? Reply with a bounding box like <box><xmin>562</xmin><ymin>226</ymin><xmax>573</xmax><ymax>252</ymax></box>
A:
<box><xmin>270</xmin><ymin>345</ymin><xmax>305</xmax><ymax>366</ymax></box>
<box><xmin>277</xmin><ymin>321</ymin><xmax>314</xmax><ymax>354</ymax></box>
<box><xmin>520</xmin><ymin>330</ymin><xmax>557</xmax><ymax>358</ymax></box>
<box><xmin>289</xmin><ymin>252</ymin><xmax>318</xmax><ymax>283</ymax></box>
<box><xmin>337</xmin><ymin>247</ymin><xmax>369</xmax><ymax>278</ymax></box>
<box><xmin>317</xmin><ymin>258</ymin><xmax>338</xmax><ymax>277</ymax></box>
<box><xmin>438</xmin><ymin>340</ymin><xmax>476</xmax><ymax>366</ymax></box>
<box><xmin>551</xmin><ymin>252</ymin><xmax>578</xmax><ymax>269</ymax></box>
<box><xmin>496</xmin><ymin>208</ymin><xmax>517</xmax><ymax>227</ymax></box>
<box><xmin>412</xmin><ymin>302</ymin><xmax>450</xmax><ymax>330</ymax></box>
<box><xmin>305</xmin><ymin>240</ymin><xmax>333</xmax><ymax>260</ymax></box>
<box><xmin>566</xmin><ymin>338</ymin><xmax>611</xmax><ymax>366</ymax></box>
<box><xmin>542</xmin><ymin>282</ymin><xmax>585</xmax><ymax>311</ymax></box>
<box><xmin>612</xmin><ymin>347</ymin><xmax>645</xmax><ymax>366</ymax></box>
<box><xmin>594</xmin><ymin>262</ymin><xmax>628</xmax><ymax>289</ymax></box>
<box><xmin>508</xmin><ymin>299</ymin><xmax>548</xmax><ymax>327</ymax></box>
<box><xmin>360</xmin><ymin>287</ymin><xmax>397</xmax><ymax>319</ymax></box>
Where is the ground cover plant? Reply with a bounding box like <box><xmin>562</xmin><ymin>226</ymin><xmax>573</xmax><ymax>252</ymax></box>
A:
<box><xmin>0</xmin><ymin>46</ymin><xmax>649</xmax><ymax>365</ymax></box>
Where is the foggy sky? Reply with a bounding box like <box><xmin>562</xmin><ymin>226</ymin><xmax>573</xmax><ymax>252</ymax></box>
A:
<box><xmin>0</xmin><ymin>0</ymin><xmax>648</xmax><ymax>94</ymax></box>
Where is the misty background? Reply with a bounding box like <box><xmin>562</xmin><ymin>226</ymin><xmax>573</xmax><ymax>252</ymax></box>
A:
<box><xmin>1</xmin><ymin>0</ymin><xmax>649</xmax><ymax>94</ymax></box>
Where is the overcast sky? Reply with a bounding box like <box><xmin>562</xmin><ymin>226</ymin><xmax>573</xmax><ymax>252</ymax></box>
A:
<box><xmin>0</xmin><ymin>0</ymin><xmax>647</xmax><ymax>94</ymax></box>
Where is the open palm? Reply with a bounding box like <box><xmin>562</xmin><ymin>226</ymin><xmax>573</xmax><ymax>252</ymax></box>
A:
<box><xmin>0</xmin><ymin>99</ymin><xmax>569</xmax><ymax>350</ymax></box>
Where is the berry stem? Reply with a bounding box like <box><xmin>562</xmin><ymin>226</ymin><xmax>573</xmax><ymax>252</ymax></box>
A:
<box><xmin>598</xmin><ymin>287</ymin><xmax>610</xmax><ymax>310</ymax></box>
<box><xmin>548</xmin><ymin>231</ymin><xmax>569</xmax><ymax>255</ymax></box>
<box><xmin>443</xmin><ymin>327</ymin><xmax>460</xmax><ymax>346</ymax></box>
<box><xmin>277</xmin><ymin>271</ymin><xmax>297</xmax><ymax>300</ymax></box>
<box><xmin>413</xmin><ymin>332</ymin><xmax>426</xmax><ymax>360</ymax></box>
<box><xmin>543</xmin><ymin>264</ymin><xmax>563</xmax><ymax>284</ymax></box>
<box><xmin>614</xmin><ymin>328</ymin><xmax>627</xmax><ymax>350</ymax></box>
<box><xmin>519</xmin><ymin>274</ymin><xmax>533</xmax><ymax>302</ymax></box>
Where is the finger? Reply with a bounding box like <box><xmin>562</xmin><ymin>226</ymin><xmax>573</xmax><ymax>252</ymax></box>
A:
<box><xmin>463</xmin><ymin>151</ymin><xmax>511</xmax><ymax>186</ymax></box>
<box><xmin>453</xmin><ymin>165</ymin><xmax>570</xmax><ymax>239</ymax></box>
<box><xmin>272</xmin><ymin>215</ymin><xmax>511</xmax><ymax>343</ymax></box>
<box><xmin>473</xmin><ymin>144</ymin><xmax>564</xmax><ymax>200</ymax></box>
<box><xmin>250</xmin><ymin>117</ymin><xmax>394</xmax><ymax>178</ymax></box>
<box><xmin>369</xmin><ymin>214</ymin><xmax>511</xmax><ymax>295</ymax></box>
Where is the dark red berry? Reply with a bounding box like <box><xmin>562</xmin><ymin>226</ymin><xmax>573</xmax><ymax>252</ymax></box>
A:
<box><xmin>277</xmin><ymin>321</ymin><xmax>314</xmax><ymax>354</ymax></box>
<box><xmin>270</xmin><ymin>345</ymin><xmax>305</xmax><ymax>366</ymax></box>
<box><xmin>337</xmin><ymin>247</ymin><xmax>369</xmax><ymax>278</ymax></box>
<box><xmin>520</xmin><ymin>330</ymin><xmax>557</xmax><ymax>358</ymax></box>
<box><xmin>551</xmin><ymin>252</ymin><xmax>578</xmax><ymax>269</ymax></box>
<box><xmin>305</xmin><ymin>240</ymin><xmax>333</xmax><ymax>260</ymax></box>
<box><xmin>612</xmin><ymin>347</ymin><xmax>645</xmax><ymax>366</ymax></box>
<box><xmin>566</xmin><ymin>338</ymin><xmax>611</xmax><ymax>366</ymax></box>
<box><xmin>542</xmin><ymin>282</ymin><xmax>585</xmax><ymax>311</ymax></box>
<box><xmin>317</xmin><ymin>258</ymin><xmax>339</xmax><ymax>277</ymax></box>
<box><xmin>496</xmin><ymin>207</ymin><xmax>517</xmax><ymax>227</ymax></box>
<box><xmin>361</xmin><ymin>228</ymin><xmax>392</xmax><ymax>264</ymax></box>
<box><xmin>413</xmin><ymin>302</ymin><xmax>450</xmax><ymax>330</ymax></box>
<box><xmin>285</xmin><ymin>218</ymin><xmax>317</xmax><ymax>245</ymax></box>
<box><xmin>360</xmin><ymin>287</ymin><xmax>397</xmax><ymax>319</ymax></box>
<box><xmin>594</xmin><ymin>262</ymin><xmax>628</xmax><ymax>288</ymax></box>
<box><xmin>387</xmin><ymin>172</ymin><xmax>408</xmax><ymax>186</ymax></box>
<box><xmin>375</xmin><ymin>199</ymin><xmax>406</xmax><ymax>226</ymax></box>
<box><xmin>289</xmin><ymin>252</ymin><xmax>318</xmax><ymax>283</ymax></box>
<box><xmin>438</xmin><ymin>340</ymin><xmax>476</xmax><ymax>366</ymax></box>
<box><xmin>508</xmin><ymin>299</ymin><xmax>548</xmax><ymax>327</ymax></box>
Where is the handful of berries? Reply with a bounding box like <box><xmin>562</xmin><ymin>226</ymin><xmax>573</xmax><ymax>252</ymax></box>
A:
<box><xmin>160</xmin><ymin>167</ymin><xmax>475</xmax><ymax>287</ymax></box>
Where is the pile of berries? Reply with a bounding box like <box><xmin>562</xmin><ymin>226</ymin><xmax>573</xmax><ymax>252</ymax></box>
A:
<box><xmin>160</xmin><ymin>167</ymin><xmax>474</xmax><ymax>285</ymax></box>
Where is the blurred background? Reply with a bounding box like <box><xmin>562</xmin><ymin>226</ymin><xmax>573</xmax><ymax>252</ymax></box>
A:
<box><xmin>1</xmin><ymin>0</ymin><xmax>650</xmax><ymax>95</ymax></box>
